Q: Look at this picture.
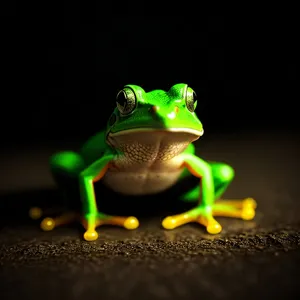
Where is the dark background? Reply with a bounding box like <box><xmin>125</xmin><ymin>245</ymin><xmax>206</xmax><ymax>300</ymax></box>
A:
<box><xmin>1</xmin><ymin>2</ymin><xmax>298</xmax><ymax>148</ymax></box>
<box><xmin>0</xmin><ymin>2</ymin><xmax>299</xmax><ymax>300</ymax></box>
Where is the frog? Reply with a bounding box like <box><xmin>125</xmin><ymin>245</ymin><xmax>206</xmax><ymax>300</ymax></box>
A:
<box><xmin>29</xmin><ymin>83</ymin><xmax>257</xmax><ymax>241</ymax></box>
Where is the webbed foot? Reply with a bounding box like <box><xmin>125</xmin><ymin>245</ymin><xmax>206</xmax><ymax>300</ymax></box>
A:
<box><xmin>162</xmin><ymin>198</ymin><xmax>257</xmax><ymax>234</ymax></box>
<box><xmin>29</xmin><ymin>207</ymin><xmax>80</xmax><ymax>231</ymax></box>
<box><xmin>212</xmin><ymin>198</ymin><xmax>257</xmax><ymax>220</ymax></box>
<box><xmin>82</xmin><ymin>214</ymin><xmax>139</xmax><ymax>241</ymax></box>
<box><xmin>29</xmin><ymin>207</ymin><xmax>139</xmax><ymax>241</ymax></box>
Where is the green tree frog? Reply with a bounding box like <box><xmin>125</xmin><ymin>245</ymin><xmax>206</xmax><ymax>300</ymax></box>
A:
<box><xmin>30</xmin><ymin>84</ymin><xmax>257</xmax><ymax>241</ymax></box>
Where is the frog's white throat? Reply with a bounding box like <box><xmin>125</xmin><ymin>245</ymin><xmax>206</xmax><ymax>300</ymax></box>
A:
<box><xmin>107</xmin><ymin>128</ymin><xmax>203</xmax><ymax>162</ymax></box>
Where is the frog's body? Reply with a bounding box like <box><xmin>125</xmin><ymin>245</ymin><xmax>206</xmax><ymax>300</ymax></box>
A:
<box><xmin>82</xmin><ymin>130</ymin><xmax>195</xmax><ymax>196</ymax></box>
<box><xmin>32</xmin><ymin>84</ymin><xmax>257</xmax><ymax>241</ymax></box>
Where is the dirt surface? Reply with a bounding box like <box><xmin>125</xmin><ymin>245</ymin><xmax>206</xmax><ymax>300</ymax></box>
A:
<box><xmin>0</xmin><ymin>131</ymin><xmax>299</xmax><ymax>300</ymax></box>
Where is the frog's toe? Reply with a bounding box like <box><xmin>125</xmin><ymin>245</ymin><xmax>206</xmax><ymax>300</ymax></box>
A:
<box><xmin>29</xmin><ymin>207</ymin><xmax>43</xmax><ymax>220</ymax></box>
<box><xmin>243</xmin><ymin>198</ymin><xmax>257</xmax><ymax>209</ymax></box>
<box><xmin>212</xmin><ymin>198</ymin><xmax>257</xmax><ymax>220</ymax></box>
<box><xmin>98</xmin><ymin>215</ymin><xmax>140</xmax><ymax>230</ymax></box>
<box><xmin>206</xmin><ymin>222</ymin><xmax>222</xmax><ymax>234</ymax></box>
<box><xmin>241</xmin><ymin>205</ymin><xmax>256</xmax><ymax>220</ymax></box>
<box><xmin>83</xmin><ymin>230</ymin><xmax>99</xmax><ymax>242</ymax></box>
<box><xmin>41</xmin><ymin>217</ymin><xmax>56</xmax><ymax>231</ymax></box>
<box><xmin>162</xmin><ymin>216</ymin><xmax>177</xmax><ymax>229</ymax></box>
<box><xmin>40</xmin><ymin>212</ymin><xmax>78</xmax><ymax>231</ymax></box>
<box><xmin>124</xmin><ymin>216</ymin><xmax>139</xmax><ymax>230</ymax></box>
<box><xmin>162</xmin><ymin>208</ymin><xmax>223</xmax><ymax>234</ymax></box>
<box><xmin>162</xmin><ymin>213</ymin><xmax>194</xmax><ymax>230</ymax></box>
<box><xmin>197</xmin><ymin>215</ymin><xmax>222</xmax><ymax>234</ymax></box>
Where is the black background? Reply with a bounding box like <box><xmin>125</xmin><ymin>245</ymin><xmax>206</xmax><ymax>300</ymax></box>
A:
<box><xmin>1</xmin><ymin>2</ymin><xmax>298</xmax><ymax>148</ymax></box>
<box><xmin>0</xmin><ymin>3</ymin><xmax>299</xmax><ymax>300</ymax></box>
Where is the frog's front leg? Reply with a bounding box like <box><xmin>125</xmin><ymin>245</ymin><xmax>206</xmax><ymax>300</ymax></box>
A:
<box><xmin>162</xmin><ymin>154</ymin><xmax>257</xmax><ymax>234</ymax></box>
<box><xmin>79</xmin><ymin>156</ymin><xmax>139</xmax><ymax>241</ymax></box>
<box><xmin>30</xmin><ymin>152</ymin><xmax>139</xmax><ymax>242</ymax></box>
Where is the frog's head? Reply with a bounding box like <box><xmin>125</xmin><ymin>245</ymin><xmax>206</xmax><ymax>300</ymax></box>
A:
<box><xmin>106</xmin><ymin>84</ymin><xmax>204</xmax><ymax>154</ymax></box>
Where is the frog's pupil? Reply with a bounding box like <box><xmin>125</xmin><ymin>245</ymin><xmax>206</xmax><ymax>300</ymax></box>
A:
<box><xmin>117</xmin><ymin>91</ymin><xmax>127</xmax><ymax>109</ymax></box>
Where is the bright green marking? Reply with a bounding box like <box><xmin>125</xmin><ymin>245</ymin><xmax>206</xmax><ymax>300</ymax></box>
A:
<box><xmin>79</xmin><ymin>155</ymin><xmax>114</xmax><ymax>219</ymax></box>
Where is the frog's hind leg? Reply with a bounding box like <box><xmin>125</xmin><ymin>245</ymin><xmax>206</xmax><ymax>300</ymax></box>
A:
<box><xmin>179</xmin><ymin>163</ymin><xmax>257</xmax><ymax>221</ymax></box>
<box><xmin>209</xmin><ymin>162</ymin><xmax>257</xmax><ymax>221</ymax></box>
<box><xmin>29</xmin><ymin>151</ymin><xmax>85</xmax><ymax>231</ymax></box>
<box><xmin>164</xmin><ymin>162</ymin><xmax>257</xmax><ymax>233</ymax></box>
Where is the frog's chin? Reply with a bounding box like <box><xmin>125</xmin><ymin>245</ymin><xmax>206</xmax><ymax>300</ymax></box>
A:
<box><xmin>107</xmin><ymin>128</ymin><xmax>204</xmax><ymax>151</ymax></box>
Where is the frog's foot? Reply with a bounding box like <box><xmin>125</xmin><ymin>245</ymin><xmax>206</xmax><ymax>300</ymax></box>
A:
<box><xmin>162</xmin><ymin>198</ymin><xmax>257</xmax><ymax>234</ymax></box>
<box><xmin>30</xmin><ymin>207</ymin><xmax>139</xmax><ymax>241</ymax></box>
<box><xmin>29</xmin><ymin>207</ymin><xmax>79</xmax><ymax>231</ymax></box>
<box><xmin>162</xmin><ymin>206</ymin><xmax>222</xmax><ymax>234</ymax></box>
<box><xmin>212</xmin><ymin>198</ymin><xmax>257</xmax><ymax>220</ymax></box>
<box><xmin>82</xmin><ymin>214</ymin><xmax>140</xmax><ymax>242</ymax></box>
<box><xmin>40</xmin><ymin>212</ymin><xmax>79</xmax><ymax>231</ymax></box>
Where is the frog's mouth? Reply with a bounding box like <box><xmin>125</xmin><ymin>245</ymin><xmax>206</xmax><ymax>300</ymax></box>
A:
<box><xmin>106</xmin><ymin>128</ymin><xmax>204</xmax><ymax>156</ymax></box>
<box><xmin>108</xmin><ymin>127</ymin><xmax>204</xmax><ymax>138</ymax></box>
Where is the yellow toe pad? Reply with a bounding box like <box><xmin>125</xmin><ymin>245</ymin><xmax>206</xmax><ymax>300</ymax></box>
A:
<box><xmin>206</xmin><ymin>221</ymin><xmax>222</xmax><ymax>234</ymax></box>
<box><xmin>29</xmin><ymin>207</ymin><xmax>42</xmax><ymax>220</ymax></box>
<box><xmin>41</xmin><ymin>218</ymin><xmax>55</xmax><ymax>231</ymax></box>
<box><xmin>124</xmin><ymin>216</ymin><xmax>139</xmax><ymax>230</ymax></box>
<box><xmin>162</xmin><ymin>216</ymin><xmax>177</xmax><ymax>230</ymax></box>
<box><xmin>84</xmin><ymin>230</ymin><xmax>99</xmax><ymax>241</ymax></box>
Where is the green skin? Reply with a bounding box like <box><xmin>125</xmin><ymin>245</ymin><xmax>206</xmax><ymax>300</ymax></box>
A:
<box><xmin>47</xmin><ymin>83</ymin><xmax>255</xmax><ymax>241</ymax></box>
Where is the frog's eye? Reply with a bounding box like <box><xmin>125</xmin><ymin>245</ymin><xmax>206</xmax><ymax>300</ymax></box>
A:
<box><xmin>185</xmin><ymin>87</ymin><xmax>197</xmax><ymax>113</ymax></box>
<box><xmin>116</xmin><ymin>87</ymin><xmax>136</xmax><ymax>115</ymax></box>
